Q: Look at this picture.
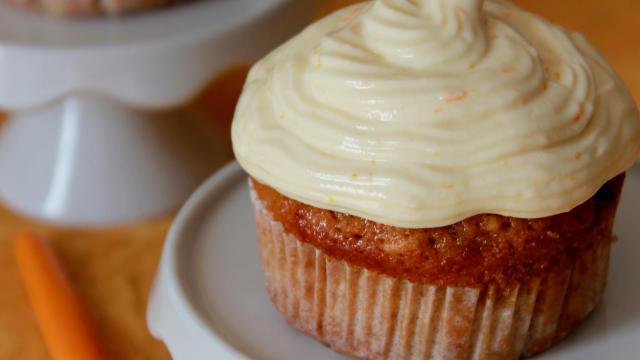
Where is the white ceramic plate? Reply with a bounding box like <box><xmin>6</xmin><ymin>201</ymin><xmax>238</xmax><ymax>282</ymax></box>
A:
<box><xmin>148</xmin><ymin>161</ymin><xmax>640</xmax><ymax>360</ymax></box>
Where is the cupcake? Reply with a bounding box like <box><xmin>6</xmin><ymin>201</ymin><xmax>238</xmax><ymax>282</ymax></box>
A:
<box><xmin>5</xmin><ymin>0</ymin><xmax>180</xmax><ymax>16</ymax></box>
<box><xmin>232</xmin><ymin>0</ymin><xmax>640</xmax><ymax>359</ymax></box>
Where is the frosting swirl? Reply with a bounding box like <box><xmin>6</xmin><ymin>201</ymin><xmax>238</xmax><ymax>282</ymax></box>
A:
<box><xmin>232</xmin><ymin>0</ymin><xmax>640</xmax><ymax>228</ymax></box>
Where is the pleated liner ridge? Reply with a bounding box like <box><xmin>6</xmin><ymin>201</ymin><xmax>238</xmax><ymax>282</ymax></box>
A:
<box><xmin>250</xmin><ymin>186</ymin><xmax>610</xmax><ymax>360</ymax></box>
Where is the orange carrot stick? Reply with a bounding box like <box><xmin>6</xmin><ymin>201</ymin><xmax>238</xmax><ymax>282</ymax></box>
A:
<box><xmin>14</xmin><ymin>231</ymin><xmax>106</xmax><ymax>360</ymax></box>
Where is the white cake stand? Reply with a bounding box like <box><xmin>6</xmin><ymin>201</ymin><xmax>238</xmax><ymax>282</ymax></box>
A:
<box><xmin>0</xmin><ymin>0</ymin><xmax>316</xmax><ymax>226</ymax></box>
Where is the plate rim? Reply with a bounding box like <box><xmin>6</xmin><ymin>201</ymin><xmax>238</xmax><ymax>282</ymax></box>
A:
<box><xmin>157</xmin><ymin>160</ymin><xmax>250</xmax><ymax>360</ymax></box>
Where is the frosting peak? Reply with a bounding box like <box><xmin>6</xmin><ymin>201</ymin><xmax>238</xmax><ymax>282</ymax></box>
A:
<box><xmin>361</xmin><ymin>0</ymin><xmax>487</xmax><ymax>70</ymax></box>
<box><xmin>232</xmin><ymin>0</ymin><xmax>640</xmax><ymax>228</ymax></box>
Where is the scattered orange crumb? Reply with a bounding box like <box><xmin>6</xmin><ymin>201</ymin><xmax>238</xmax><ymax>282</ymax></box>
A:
<box><xmin>442</xmin><ymin>90</ymin><xmax>468</xmax><ymax>103</ymax></box>
<box><xmin>544</xmin><ymin>66</ymin><xmax>549</xmax><ymax>73</ymax></box>
<box><xmin>554</xmin><ymin>72</ymin><xmax>561</xmax><ymax>80</ymax></box>
<box><xmin>575</xmin><ymin>153</ymin><xmax>582</xmax><ymax>160</ymax></box>
<box><xmin>433</xmin><ymin>108</ymin><xmax>445</xmax><ymax>114</ymax></box>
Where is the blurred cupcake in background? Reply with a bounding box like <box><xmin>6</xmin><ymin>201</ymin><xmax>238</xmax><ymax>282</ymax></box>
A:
<box><xmin>5</xmin><ymin>0</ymin><xmax>184</xmax><ymax>16</ymax></box>
<box><xmin>232</xmin><ymin>0</ymin><xmax>640</xmax><ymax>359</ymax></box>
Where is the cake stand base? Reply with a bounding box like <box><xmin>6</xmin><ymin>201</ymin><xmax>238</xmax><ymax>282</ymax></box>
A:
<box><xmin>0</xmin><ymin>95</ymin><xmax>229</xmax><ymax>226</ymax></box>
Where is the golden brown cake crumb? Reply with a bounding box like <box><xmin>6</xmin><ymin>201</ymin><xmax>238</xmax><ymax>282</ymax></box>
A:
<box><xmin>251</xmin><ymin>174</ymin><xmax>624</xmax><ymax>288</ymax></box>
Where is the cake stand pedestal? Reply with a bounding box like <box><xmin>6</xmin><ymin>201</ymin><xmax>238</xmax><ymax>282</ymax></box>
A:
<box><xmin>0</xmin><ymin>0</ymin><xmax>315</xmax><ymax>226</ymax></box>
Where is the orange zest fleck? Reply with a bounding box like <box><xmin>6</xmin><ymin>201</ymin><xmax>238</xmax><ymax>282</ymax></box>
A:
<box><xmin>554</xmin><ymin>72</ymin><xmax>561</xmax><ymax>80</ymax></box>
<box><xmin>501</xmin><ymin>64</ymin><xmax>515</xmax><ymax>74</ymax></box>
<box><xmin>574</xmin><ymin>105</ymin><xmax>584</xmax><ymax>122</ymax></box>
<box><xmin>574</xmin><ymin>113</ymin><xmax>582</xmax><ymax>122</ymax></box>
<box><xmin>442</xmin><ymin>90</ymin><xmax>468</xmax><ymax>103</ymax></box>
<box><xmin>433</xmin><ymin>107</ymin><xmax>445</xmax><ymax>114</ymax></box>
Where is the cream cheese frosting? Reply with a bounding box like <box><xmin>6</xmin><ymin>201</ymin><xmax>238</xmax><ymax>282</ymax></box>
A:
<box><xmin>232</xmin><ymin>0</ymin><xmax>640</xmax><ymax>228</ymax></box>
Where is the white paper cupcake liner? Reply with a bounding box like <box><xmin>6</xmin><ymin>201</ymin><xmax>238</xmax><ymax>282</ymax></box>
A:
<box><xmin>250</xmin><ymin>187</ymin><xmax>610</xmax><ymax>360</ymax></box>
